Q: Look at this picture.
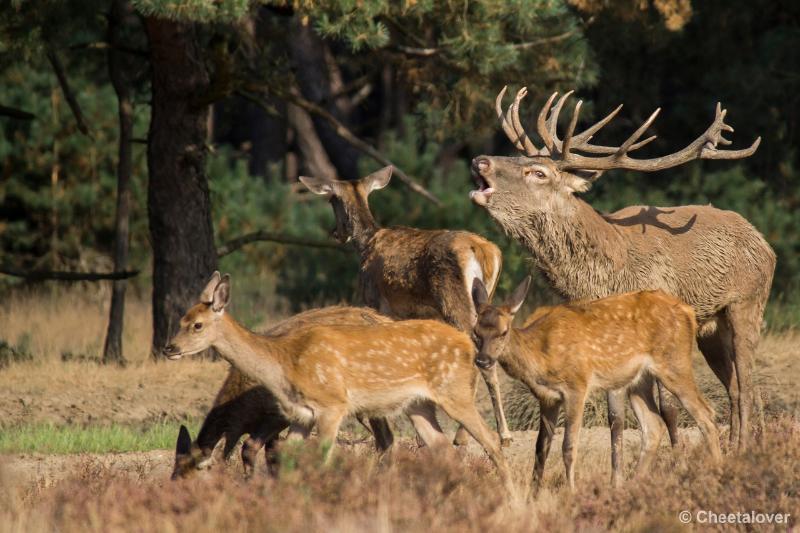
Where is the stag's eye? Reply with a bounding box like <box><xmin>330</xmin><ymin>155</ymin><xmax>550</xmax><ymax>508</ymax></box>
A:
<box><xmin>193</xmin><ymin>322</ymin><xmax>203</xmax><ymax>331</ymax></box>
<box><xmin>523</xmin><ymin>168</ymin><xmax>546</xmax><ymax>180</ymax></box>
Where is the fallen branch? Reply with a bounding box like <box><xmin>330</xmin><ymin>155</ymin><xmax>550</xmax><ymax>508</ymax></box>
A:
<box><xmin>46</xmin><ymin>48</ymin><xmax>93</xmax><ymax>138</ymax></box>
<box><xmin>0</xmin><ymin>104</ymin><xmax>35</xmax><ymax>120</ymax></box>
<box><xmin>257</xmin><ymin>85</ymin><xmax>442</xmax><ymax>206</ymax></box>
<box><xmin>0</xmin><ymin>266</ymin><xmax>140</xmax><ymax>281</ymax></box>
<box><xmin>217</xmin><ymin>230</ymin><xmax>346</xmax><ymax>257</ymax></box>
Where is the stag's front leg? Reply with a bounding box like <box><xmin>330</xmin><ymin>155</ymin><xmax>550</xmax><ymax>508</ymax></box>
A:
<box><xmin>480</xmin><ymin>365</ymin><xmax>512</xmax><ymax>446</ymax></box>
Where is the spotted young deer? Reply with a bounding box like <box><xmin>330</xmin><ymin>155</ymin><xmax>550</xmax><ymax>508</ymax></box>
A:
<box><xmin>471</xmin><ymin>87</ymin><xmax>775</xmax><ymax>463</ymax></box>
<box><xmin>164</xmin><ymin>272</ymin><xmax>515</xmax><ymax>495</ymax></box>
<box><xmin>472</xmin><ymin>276</ymin><xmax>722</xmax><ymax>492</ymax></box>
<box><xmin>172</xmin><ymin>306</ymin><xmax>391</xmax><ymax>480</ymax></box>
<box><xmin>300</xmin><ymin>167</ymin><xmax>511</xmax><ymax>447</ymax></box>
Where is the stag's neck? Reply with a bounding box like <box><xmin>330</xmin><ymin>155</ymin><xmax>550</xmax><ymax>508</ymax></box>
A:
<box><xmin>212</xmin><ymin>315</ymin><xmax>294</xmax><ymax>412</ymax></box>
<box><xmin>500</xmin><ymin>198</ymin><xmax>627</xmax><ymax>300</ymax></box>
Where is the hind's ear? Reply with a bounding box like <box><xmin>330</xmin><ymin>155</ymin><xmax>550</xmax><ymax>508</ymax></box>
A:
<box><xmin>506</xmin><ymin>276</ymin><xmax>531</xmax><ymax>315</ymax></box>
<box><xmin>176</xmin><ymin>424</ymin><xmax>192</xmax><ymax>456</ymax></box>
<box><xmin>362</xmin><ymin>165</ymin><xmax>393</xmax><ymax>194</ymax></box>
<box><xmin>299</xmin><ymin>175</ymin><xmax>335</xmax><ymax>196</ymax></box>
<box><xmin>472</xmin><ymin>277</ymin><xmax>489</xmax><ymax>309</ymax></box>
<box><xmin>200</xmin><ymin>272</ymin><xmax>221</xmax><ymax>304</ymax></box>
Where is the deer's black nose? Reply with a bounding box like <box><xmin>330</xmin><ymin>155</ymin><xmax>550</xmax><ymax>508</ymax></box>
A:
<box><xmin>164</xmin><ymin>344</ymin><xmax>178</xmax><ymax>355</ymax></box>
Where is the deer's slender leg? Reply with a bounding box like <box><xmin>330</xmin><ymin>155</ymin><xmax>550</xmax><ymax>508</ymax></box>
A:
<box><xmin>316</xmin><ymin>408</ymin><xmax>346</xmax><ymax>464</ymax></box>
<box><xmin>698</xmin><ymin>316</ymin><xmax>739</xmax><ymax>448</ymax></box>
<box><xmin>531</xmin><ymin>398</ymin><xmax>560</xmax><ymax>496</ymax></box>
<box><xmin>607</xmin><ymin>389</ymin><xmax>625</xmax><ymax>488</ymax></box>
<box><xmin>439</xmin><ymin>396</ymin><xmax>516</xmax><ymax>498</ymax></box>
<box><xmin>479</xmin><ymin>366</ymin><xmax>513</xmax><ymax>446</ymax></box>
<box><xmin>406</xmin><ymin>401</ymin><xmax>451</xmax><ymax>449</ymax></box>
<box><xmin>453</xmin><ymin>373</ymin><xmax>480</xmax><ymax>446</ymax></box>
<box><xmin>727</xmin><ymin>302</ymin><xmax>761</xmax><ymax>451</ymax></box>
<box><xmin>368</xmin><ymin>417</ymin><xmax>395</xmax><ymax>452</ymax></box>
<box><xmin>241</xmin><ymin>417</ymin><xmax>289</xmax><ymax>478</ymax></box>
<box><xmin>562</xmin><ymin>389</ymin><xmax>587</xmax><ymax>491</ymax></box>
<box><xmin>657</xmin><ymin>382</ymin><xmax>682</xmax><ymax>447</ymax></box>
<box><xmin>628</xmin><ymin>376</ymin><xmax>666</xmax><ymax>478</ymax></box>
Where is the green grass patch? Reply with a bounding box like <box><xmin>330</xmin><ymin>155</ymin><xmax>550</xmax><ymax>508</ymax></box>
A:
<box><xmin>0</xmin><ymin>420</ymin><xmax>202</xmax><ymax>454</ymax></box>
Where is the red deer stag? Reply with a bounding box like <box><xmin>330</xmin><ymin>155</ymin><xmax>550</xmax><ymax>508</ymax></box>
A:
<box><xmin>471</xmin><ymin>276</ymin><xmax>721</xmax><ymax>492</ymax></box>
<box><xmin>300</xmin><ymin>167</ymin><xmax>511</xmax><ymax>448</ymax></box>
<box><xmin>164</xmin><ymin>272</ymin><xmax>515</xmax><ymax>496</ymax></box>
<box><xmin>470</xmin><ymin>87</ymin><xmax>774</xmax><ymax>466</ymax></box>
<box><xmin>172</xmin><ymin>306</ymin><xmax>390</xmax><ymax>479</ymax></box>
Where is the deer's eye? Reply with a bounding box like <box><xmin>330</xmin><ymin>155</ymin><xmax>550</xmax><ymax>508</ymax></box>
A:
<box><xmin>524</xmin><ymin>168</ymin><xmax>546</xmax><ymax>180</ymax></box>
<box><xmin>193</xmin><ymin>322</ymin><xmax>203</xmax><ymax>331</ymax></box>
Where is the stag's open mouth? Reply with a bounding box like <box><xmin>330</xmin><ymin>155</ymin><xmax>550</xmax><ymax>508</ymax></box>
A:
<box><xmin>469</xmin><ymin>171</ymin><xmax>495</xmax><ymax>207</ymax></box>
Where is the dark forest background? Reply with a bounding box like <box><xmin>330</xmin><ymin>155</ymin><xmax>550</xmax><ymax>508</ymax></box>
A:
<box><xmin>1</xmin><ymin>0</ymin><xmax>798</xmax><ymax>364</ymax></box>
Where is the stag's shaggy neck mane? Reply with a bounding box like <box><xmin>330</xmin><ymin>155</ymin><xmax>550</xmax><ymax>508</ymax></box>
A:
<box><xmin>497</xmin><ymin>198</ymin><xmax>627</xmax><ymax>301</ymax></box>
<box><xmin>211</xmin><ymin>315</ymin><xmax>309</xmax><ymax>424</ymax></box>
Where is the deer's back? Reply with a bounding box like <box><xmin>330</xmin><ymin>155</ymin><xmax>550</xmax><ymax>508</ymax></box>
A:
<box><xmin>602</xmin><ymin>204</ymin><xmax>775</xmax><ymax>321</ymax></box>
<box><xmin>362</xmin><ymin>226</ymin><xmax>501</xmax><ymax>320</ymax></box>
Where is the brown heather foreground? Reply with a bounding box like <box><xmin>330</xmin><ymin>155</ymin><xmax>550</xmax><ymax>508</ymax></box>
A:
<box><xmin>0</xmin><ymin>418</ymin><xmax>798</xmax><ymax>532</ymax></box>
<box><xmin>0</xmin><ymin>288</ymin><xmax>799</xmax><ymax>531</ymax></box>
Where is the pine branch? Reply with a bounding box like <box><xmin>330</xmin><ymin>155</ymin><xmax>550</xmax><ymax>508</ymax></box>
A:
<box><xmin>0</xmin><ymin>105</ymin><xmax>35</xmax><ymax>120</ymax></box>
<box><xmin>46</xmin><ymin>48</ymin><xmax>93</xmax><ymax>138</ymax></box>
<box><xmin>254</xmin><ymin>85</ymin><xmax>442</xmax><ymax>205</ymax></box>
<box><xmin>217</xmin><ymin>230</ymin><xmax>346</xmax><ymax>257</ymax></box>
<box><xmin>0</xmin><ymin>266</ymin><xmax>140</xmax><ymax>281</ymax></box>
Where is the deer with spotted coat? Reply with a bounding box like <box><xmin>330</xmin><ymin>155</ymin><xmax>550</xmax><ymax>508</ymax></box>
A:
<box><xmin>164</xmin><ymin>272</ymin><xmax>516</xmax><ymax>496</ymax></box>
<box><xmin>300</xmin><ymin>167</ymin><xmax>511</xmax><ymax>448</ymax></box>
<box><xmin>470</xmin><ymin>87</ymin><xmax>774</xmax><ymax>484</ymax></box>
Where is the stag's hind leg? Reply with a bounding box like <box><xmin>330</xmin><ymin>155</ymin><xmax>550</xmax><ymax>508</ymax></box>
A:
<box><xmin>727</xmin><ymin>301</ymin><xmax>764</xmax><ymax>450</ymax></box>
<box><xmin>698</xmin><ymin>315</ymin><xmax>739</xmax><ymax>448</ymax></box>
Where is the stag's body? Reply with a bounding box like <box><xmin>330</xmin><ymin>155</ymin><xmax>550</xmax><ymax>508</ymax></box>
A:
<box><xmin>301</xmin><ymin>168</ymin><xmax>510</xmax><ymax>446</ymax></box>
<box><xmin>171</xmin><ymin>306</ymin><xmax>391</xmax><ymax>479</ymax></box>
<box><xmin>165</xmin><ymin>273</ymin><xmax>515</xmax><ymax>496</ymax></box>
<box><xmin>472</xmin><ymin>278</ymin><xmax>722</xmax><ymax>491</ymax></box>
<box><xmin>472</xmin><ymin>88</ymin><xmax>774</xmax><ymax>463</ymax></box>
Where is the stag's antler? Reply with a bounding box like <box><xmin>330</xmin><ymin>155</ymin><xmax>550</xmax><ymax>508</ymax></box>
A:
<box><xmin>495</xmin><ymin>85</ymin><xmax>761</xmax><ymax>173</ymax></box>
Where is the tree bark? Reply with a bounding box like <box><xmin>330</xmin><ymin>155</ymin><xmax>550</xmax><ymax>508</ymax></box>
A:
<box><xmin>145</xmin><ymin>17</ymin><xmax>218</xmax><ymax>359</ymax></box>
<box><xmin>102</xmin><ymin>0</ymin><xmax>133</xmax><ymax>366</ymax></box>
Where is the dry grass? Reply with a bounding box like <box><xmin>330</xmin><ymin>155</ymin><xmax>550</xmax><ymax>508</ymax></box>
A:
<box><xmin>1</xmin><ymin>418</ymin><xmax>798</xmax><ymax>532</ymax></box>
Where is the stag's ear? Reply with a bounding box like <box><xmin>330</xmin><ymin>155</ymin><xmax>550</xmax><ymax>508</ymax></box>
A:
<box><xmin>299</xmin><ymin>176</ymin><xmax>335</xmax><ymax>196</ymax></box>
<box><xmin>362</xmin><ymin>166</ymin><xmax>393</xmax><ymax>194</ymax></box>
<box><xmin>200</xmin><ymin>271</ymin><xmax>221</xmax><ymax>304</ymax></box>
<box><xmin>506</xmin><ymin>276</ymin><xmax>531</xmax><ymax>315</ymax></box>
<box><xmin>562</xmin><ymin>171</ymin><xmax>598</xmax><ymax>194</ymax></box>
<box><xmin>472</xmin><ymin>277</ymin><xmax>489</xmax><ymax>309</ymax></box>
<box><xmin>176</xmin><ymin>425</ymin><xmax>192</xmax><ymax>456</ymax></box>
<box><xmin>211</xmin><ymin>274</ymin><xmax>231</xmax><ymax>313</ymax></box>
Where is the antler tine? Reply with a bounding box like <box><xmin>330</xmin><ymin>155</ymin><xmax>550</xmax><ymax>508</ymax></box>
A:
<box><xmin>571</xmin><ymin>103</ymin><xmax>623</xmax><ymax>146</ymax></box>
<box><xmin>536</xmin><ymin>92</ymin><xmax>560</xmax><ymax>153</ymax></box>
<box><xmin>496</xmin><ymin>86</ymin><xmax>526</xmax><ymax>153</ymax></box>
<box><xmin>561</xmin><ymin>100</ymin><xmax>583</xmax><ymax>159</ymax></box>
<box><xmin>545</xmin><ymin>91</ymin><xmax>573</xmax><ymax>150</ymax></box>
<box><xmin>615</xmin><ymin>108</ymin><xmax>661</xmax><ymax>157</ymax></box>
<box><xmin>508</xmin><ymin>87</ymin><xmax>539</xmax><ymax>156</ymax></box>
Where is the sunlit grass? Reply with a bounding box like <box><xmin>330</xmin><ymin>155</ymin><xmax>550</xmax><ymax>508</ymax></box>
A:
<box><xmin>0</xmin><ymin>420</ymin><xmax>201</xmax><ymax>455</ymax></box>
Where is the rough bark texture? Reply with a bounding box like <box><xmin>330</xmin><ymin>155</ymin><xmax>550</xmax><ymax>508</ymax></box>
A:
<box><xmin>102</xmin><ymin>0</ymin><xmax>133</xmax><ymax>366</ymax></box>
<box><xmin>145</xmin><ymin>17</ymin><xmax>218</xmax><ymax>358</ymax></box>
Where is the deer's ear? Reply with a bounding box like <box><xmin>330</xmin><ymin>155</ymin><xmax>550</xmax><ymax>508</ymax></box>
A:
<box><xmin>200</xmin><ymin>271</ymin><xmax>221</xmax><ymax>304</ymax></box>
<box><xmin>211</xmin><ymin>274</ymin><xmax>231</xmax><ymax>313</ymax></box>
<box><xmin>562</xmin><ymin>171</ymin><xmax>595</xmax><ymax>194</ymax></box>
<box><xmin>472</xmin><ymin>277</ymin><xmax>489</xmax><ymax>309</ymax></box>
<box><xmin>299</xmin><ymin>176</ymin><xmax>335</xmax><ymax>196</ymax></box>
<box><xmin>362</xmin><ymin>165</ymin><xmax>393</xmax><ymax>194</ymax></box>
<box><xmin>176</xmin><ymin>425</ymin><xmax>192</xmax><ymax>456</ymax></box>
<box><xmin>506</xmin><ymin>276</ymin><xmax>531</xmax><ymax>314</ymax></box>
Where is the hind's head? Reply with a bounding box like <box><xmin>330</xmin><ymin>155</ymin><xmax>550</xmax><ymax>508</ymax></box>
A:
<box><xmin>171</xmin><ymin>425</ymin><xmax>214</xmax><ymax>480</ymax></box>
<box><xmin>162</xmin><ymin>272</ymin><xmax>231</xmax><ymax>360</ymax></box>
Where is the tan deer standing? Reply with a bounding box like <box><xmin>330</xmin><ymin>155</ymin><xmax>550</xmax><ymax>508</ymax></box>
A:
<box><xmin>164</xmin><ymin>272</ymin><xmax>515</xmax><ymax>496</ymax></box>
<box><xmin>171</xmin><ymin>305</ymin><xmax>391</xmax><ymax>479</ymax></box>
<box><xmin>471</xmin><ymin>88</ymin><xmax>774</xmax><ymax>469</ymax></box>
<box><xmin>300</xmin><ymin>167</ymin><xmax>511</xmax><ymax>448</ymax></box>
<box><xmin>472</xmin><ymin>276</ymin><xmax>722</xmax><ymax>492</ymax></box>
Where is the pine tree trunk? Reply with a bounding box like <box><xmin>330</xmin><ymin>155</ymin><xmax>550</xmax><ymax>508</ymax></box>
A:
<box><xmin>145</xmin><ymin>17</ymin><xmax>218</xmax><ymax>359</ymax></box>
<box><xmin>102</xmin><ymin>0</ymin><xmax>132</xmax><ymax>366</ymax></box>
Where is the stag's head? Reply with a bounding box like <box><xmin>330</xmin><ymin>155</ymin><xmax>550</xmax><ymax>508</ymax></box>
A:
<box><xmin>471</xmin><ymin>275</ymin><xmax>531</xmax><ymax>370</ymax></box>
<box><xmin>299</xmin><ymin>166</ymin><xmax>393</xmax><ymax>245</ymax></box>
<box><xmin>471</xmin><ymin>86</ymin><xmax>761</xmax><ymax>218</ymax></box>
<box><xmin>163</xmin><ymin>272</ymin><xmax>231</xmax><ymax>360</ymax></box>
